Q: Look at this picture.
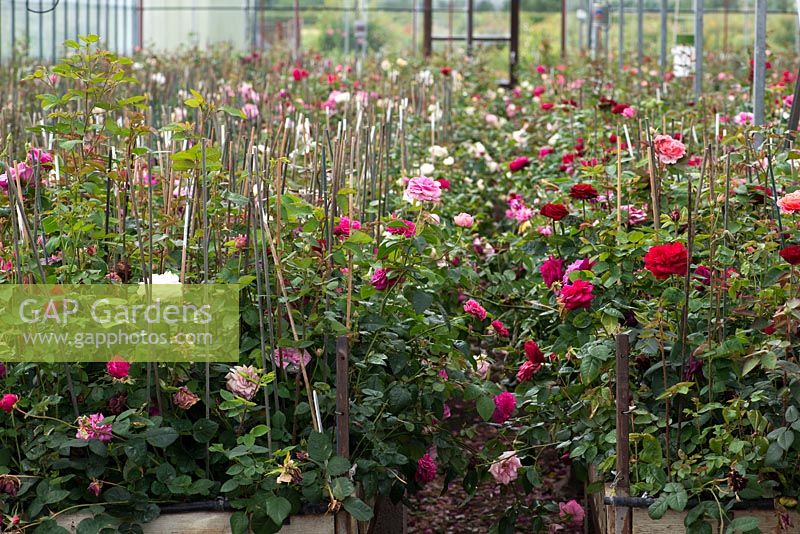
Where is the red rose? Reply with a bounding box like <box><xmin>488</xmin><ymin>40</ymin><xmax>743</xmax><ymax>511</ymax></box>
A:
<box><xmin>440</xmin><ymin>67</ymin><xmax>452</xmax><ymax>76</ymax></box>
<box><xmin>569</xmin><ymin>183</ymin><xmax>599</xmax><ymax>200</ymax></box>
<box><xmin>644</xmin><ymin>242</ymin><xmax>689</xmax><ymax>279</ymax></box>
<box><xmin>436</xmin><ymin>178</ymin><xmax>451</xmax><ymax>190</ymax></box>
<box><xmin>509</xmin><ymin>156</ymin><xmax>531</xmax><ymax>172</ymax></box>
<box><xmin>780</xmin><ymin>245</ymin><xmax>800</xmax><ymax>266</ymax></box>
<box><xmin>558</xmin><ymin>279</ymin><xmax>595</xmax><ymax>311</ymax></box>
<box><xmin>524</xmin><ymin>340</ymin><xmax>545</xmax><ymax>364</ymax></box>
<box><xmin>541</xmin><ymin>203</ymin><xmax>569</xmax><ymax>221</ymax></box>
<box><xmin>516</xmin><ymin>360</ymin><xmax>541</xmax><ymax>383</ymax></box>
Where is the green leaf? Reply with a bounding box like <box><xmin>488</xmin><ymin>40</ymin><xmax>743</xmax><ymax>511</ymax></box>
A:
<box><xmin>476</xmin><ymin>396</ymin><xmax>495</xmax><ymax>421</ymax></box>
<box><xmin>656</xmin><ymin>381</ymin><xmax>695</xmax><ymax>400</ymax></box>
<box><xmin>230</xmin><ymin>512</ymin><xmax>249</xmax><ymax>534</ymax></box>
<box><xmin>331</xmin><ymin>477</ymin><xmax>355</xmax><ymax>500</ymax></box>
<box><xmin>579</xmin><ymin>354</ymin><xmax>602</xmax><ymax>384</ymax></box>
<box><xmin>409</xmin><ymin>290</ymin><xmax>434</xmax><ymax>314</ymax></box>
<box><xmin>327</xmin><ymin>456</ymin><xmax>351</xmax><ymax>477</ymax></box>
<box><xmin>220</xmin><ymin>105</ymin><xmax>247</xmax><ymax>119</ymax></box>
<box><xmin>307</xmin><ymin>431</ymin><xmax>333</xmax><ymax>462</ymax></box>
<box><xmin>265</xmin><ymin>495</ymin><xmax>291</xmax><ymax>525</ymax></box>
<box><xmin>145</xmin><ymin>427</ymin><xmax>179</xmax><ymax>448</ymax></box>
<box><xmin>33</xmin><ymin>519</ymin><xmax>69</xmax><ymax>534</ymax></box>
<box><xmin>648</xmin><ymin>496</ymin><xmax>669</xmax><ymax>520</ymax></box>
<box><xmin>192</xmin><ymin>419</ymin><xmax>219</xmax><ymax>443</ymax></box>
<box><xmin>345</xmin><ymin>230</ymin><xmax>373</xmax><ymax>245</ymax></box>
<box><xmin>342</xmin><ymin>496</ymin><xmax>374</xmax><ymax>521</ymax></box>
<box><xmin>725</xmin><ymin>516</ymin><xmax>760</xmax><ymax>534</ymax></box>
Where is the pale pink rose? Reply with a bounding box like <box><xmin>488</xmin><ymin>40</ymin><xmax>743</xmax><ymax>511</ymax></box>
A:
<box><xmin>453</xmin><ymin>213</ymin><xmax>475</xmax><ymax>227</ymax></box>
<box><xmin>484</xmin><ymin>113</ymin><xmax>499</xmax><ymax>126</ymax></box>
<box><xmin>622</xmin><ymin>106</ymin><xmax>636</xmax><ymax>118</ymax></box>
<box><xmin>488</xmin><ymin>451</ymin><xmax>522</xmax><ymax>485</ymax></box>
<box><xmin>404</xmin><ymin>176</ymin><xmax>442</xmax><ymax>203</ymax></box>
<box><xmin>652</xmin><ymin>135</ymin><xmax>686</xmax><ymax>165</ymax></box>
<box><xmin>225</xmin><ymin>365</ymin><xmax>261</xmax><ymax>399</ymax></box>
<box><xmin>559</xmin><ymin>500</ymin><xmax>585</xmax><ymax>524</ymax></box>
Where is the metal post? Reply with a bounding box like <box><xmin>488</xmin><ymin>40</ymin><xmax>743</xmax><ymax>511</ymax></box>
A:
<box><xmin>423</xmin><ymin>0</ymin><xmax>432</xmax><ymax>57</ymax></box>
<box><xmin>105</xmin><ymin>0</ymin><xmax>110</xmax><ymax>48</ymax></box>
<box><xmin>510</xmin><ymin>0</ymin><xmax>519</xmax><ymax>86</ymax></box>
<box><xmin>618</xmin><ymin>0</ymin><xmax>624</xmax><ymax>70</ymax></box>
<box><xmin>659</xmin><ymin>0</ymin><xmax>667</xmax><ymax>69</ymax></box>
<box><xmin>636</xmin><ymin>0</ymin><xmax>643</xmax><ymax>67</ymax></box>
<box><xmin>587</xmin><ymin>0</ymin><xmax>594</xmax><ymax>56</ymax></box>
<box><xmin>25</xmin><ymin>1</ymin><xmax>29</xmax><ymax>58</ymax></box>
<box><xmin>39</xmin><ymin>0</ymin><xmax>44</xmax><ymax>60</ymax></box>
<box><xmin>96</xmin><ymin>0</ymin><xmax>100</xmax><ymax>39</ymax></box>
<box><xmin>694</xmin><ymin>0</ymin><xmax>703</xmax><ymax>99</ymax></box>
<box><xmin>63</xmin><ymin>0</ymin><xmax>68</xmax><ymax>52</ymax></box>
<box><xmin>123</xmin><ymin>0</ymin><xmax>128</xmax><ymax>54</ymax></box>
<box><xmin>86</xmin><ymin>0</ymin><xmax>90</xmax><ymax>36</ymax></box>
<box><xmin>114</xmin><ymin>0</ymin><xmax>119</xmax><ymax>53</ymax></box>
<box><xmin>12</xmin><ymin>0</ymin><xmax>17</xmax><ymax>64</ymax></box>
<box><xmin>76</xmin><ymin>0</ymin><xmax>80</xmax><ymax>40</ymax></box>
<box><xmin>51</xmin><ymin>0</ymin><xmax>56</xmax><ymax>61</ymax></box>
<box><xmin>784</xmin><ymin>66</ymin><xmax>800</xmax><ymax>149</ymax></box>
<box><xmin>614</xmin><ymin>333</ymin><xmax>632</xmax><ymax>534</ymax></box>
<box><xmin>467</xmin><ymin>0</ymin><xmax>474</xmax><ymax>55</ymax></box>
<box><xmin>251</xmin><ymin>0</ymin><xmax>258</xmax><ymax>53</ymax></box>
<box><xmin>293</xmin><ymin>0</ymin><xmax>300</xmax><ymax>57</ymax></box>
<box><xmin>561</xmin><ymin>0</ymin><xmax>567</xmax><ymax>58</ymax></box>
<box><xmin>753</xmin><ymin>0</ymin><xmax>767</xmax><ymax>146</ymax></box>
<box><xmin>138</xmin><ymin>0</ymin><xmax>143</xmax><ymax>49</ymax></box>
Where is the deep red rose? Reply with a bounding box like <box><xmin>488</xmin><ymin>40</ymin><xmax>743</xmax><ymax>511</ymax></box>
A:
<box><xmin>558</xmin><ymin>279</ymin><xmax>595</xmax><ymax>311</ymax></box>
<box><xmin>440</xmin><ymin>67</ymin><xmax>452</xmax><ymax>76</ymax></box>
<box><xmin>780</xmin><ymin>245</ymin><xmax>800</xmax><ymax>266</ymax></box>
<box><xmin>516</xmin><ymin>360</ymin><xmax>542</xmax><ymax>383</ymax></box>
<box><xmin>569</xmin><ymin>183</ymin><xmax>599</xmax><ymax>200</ymax></box>
<box><xmin>644</xmin><ymin>242</ymin><xmax>689</xmax><ymax>280</ymax></box>
<box><xmin>541</xmin><ymin>203</ymin><xmax>569</xmax><ymax>221</ymax></box>
<box><xmin>524</xmin><ymin>340</ymin><xmax>545</xmax><ymax>364</ymax></box>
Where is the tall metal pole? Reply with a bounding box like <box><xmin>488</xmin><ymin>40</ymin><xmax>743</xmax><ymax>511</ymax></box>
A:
<box><xmin>561</xmin><ymin>0</ymin><xmax>567</xmax><ymax>58</ymax></box>
<box><xmin>423</xmin><ymin>0</ymin><xmax>432</xmax><ymax>57</ymax></box>
<box><xmin>618</xmin><ymin>0</ymin><xmax>624</xmax><ymax>70</ymax></box>
<box><xmin>693</xmin><ymin>0</ymin><xmax>703</xmax><ymax>99</ymax></box>
<box><xmin>636</xmin><ymin>0</ymin><xmax>643</xmax><ymax>67</ymax></box>
<box><xmin>587</xmin><ymin>0</ymin><xmax>594</xmax><ymax>56</ymax></box>
<box><xmin>293</xmin><ymin>0</ymin><xmax>300</xmax><ymax>57</ymax></box>
<box><xmin>467</xmin><ymin>0</ymin><xmax>474</xmax><ymax>55</ymax></box>
<box><xmin>510</xmin><ymin>0</ymin><xmax>519</xmax><ymax>86</ymax></box>
<box><xmin>412</xmin><ymin>0</ymin><xmax>417</xmax><ymax>54</ymax></box>
<box><xmin>659</xmin><ymin>0</ymin><xmax>667</xmax><ymax>69</ymax></box>
<box><xmin>753</xmin><ymin>0</ymin><xmax>767</xmax><ymax>146</ymax></box>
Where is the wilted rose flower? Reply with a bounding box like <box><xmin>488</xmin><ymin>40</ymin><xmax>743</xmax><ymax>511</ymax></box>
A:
<box><xmin>173</xmin><ymin>386</ymin><xmax>200</xmax><ymax>410</ymax></box>
<box><xmin>107</xmin><ymin>392</ymin><xmax>127</xmax><ymax>415</ymax></box>
<box><xmin>273</xmin><ymin>349</ymin><xmax>312</xmax><ymax>374</ymax></box>
<box><xmin>516</xmin><ymin>360</ymin><xmax>541</xmax><ymax>383</ymax></box>
<box><xmin>88</xmin><ymin>479</ymin><xmax>103</xmax><ymax>497</ymax></box>
<box><xmin>76</xmin><ymin>413</ymin><xmax>113</xmax><ymax>442</ymax></box>
<box><xmin>0</xmin><ymin>475</ymin><xmax>20</xmax><ymax>497</ymax></box>
<box><xmin>225</xmin><ymin>365</ymin><xmax>261</xmax><ymax>399</ymax></box>
<box><xmin>489</xmin><ymin>451</ymin><xmax>522</xmax><ymax>485</ymax></box>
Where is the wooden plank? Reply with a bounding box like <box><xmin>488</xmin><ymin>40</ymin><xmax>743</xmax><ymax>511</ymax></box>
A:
<box><xmin>614</xmin><ymin>334</ymin><xmax>632</xmax><ymax>534</ymax></box>
<box><xmin>57</xmin><ymin>512</ymin><xmax>335</xmax><ymax>534</ymax></box>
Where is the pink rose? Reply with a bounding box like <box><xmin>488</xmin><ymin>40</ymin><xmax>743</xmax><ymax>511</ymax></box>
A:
<box><xmin>777</xmin><ymin>190</ymin><xmax>800</xmax><ymax>213</ymax></box>
<box><xmin>0</xmin><ymin>394</ymin><xmax>18</xmax><ymax>413</ymax></box>
<box><xmin>333</xmin><ymin>216</ymin><xmax>361</xmax><ymax>236</ymax></box>
<box><xmin>404</xmin><ymin>176</ymin><xmax>442</xmax><ymax>203</ymax></box>
<box><xmin>463</xmin><ymin>299</ymin><xmax>487</xmax><ymax>321</ymax></box>
<box><xmin>492</xmin><ymin>392</ymin><xmax>516</xmax><ymax>423</ymax></box>
<box><xmin>106</xmin><ymin>357</ymin><xmax>130</xmax><ymax>379</ymax></box>
<box><xmin>652</xmin><ymin>134</ymin><xmax>686</xmax><ymax>165</ymax></box>
<box><xmin>272</xmin><ymin>349</ymin><xmax>311</xmax><ymax>374</ymax></box>
<box><xmin>415</xmin><ymin>453</ymin><xmax>437</xmax><ymax>485</ymax></box>
<box><xmin>225</xmin><ymin>364</ymin><xmax>262</xmax><ymax>399</ymax></box>
<box><xmin>489</xmin><ymin>451</ymin><xmax>522</xmax><ymax>485</ymax></box>
<box><xmin>508</xmin><ymin>156</ymin><xmax>531</xmax><ymax>172</ymax></box>
<box><xmin>453</xmin><ymin>213</ymin><xmax>475</xmax><ymax>227</ymax></box>
<box><xmin>559</xmin><ymin>500</ymin><xmax>585</xmax><ymax>524</ymax></box>
<box><xmin>371</xmin><ymin>268</ymin><xmax>399</xmax><ymax>290</ymax></box>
